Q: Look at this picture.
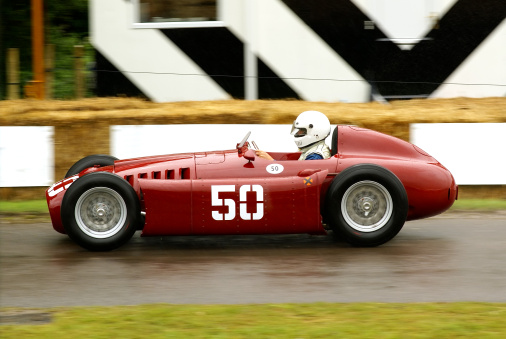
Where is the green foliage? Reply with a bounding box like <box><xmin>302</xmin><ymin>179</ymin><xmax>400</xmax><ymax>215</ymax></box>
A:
<box><xmin>0</xmin><ymin>0</ymin><xmax>91</xmax><ymax>99</ymax></box>
<box><xmin>46</xmin><ymin>25</ymin><xmax>94</xmax><ymax>99</ymax></box>
<box><xmin>46</xmin><ymin>0</ymin><xmax>89</xmax><ymax>37</ymax></box>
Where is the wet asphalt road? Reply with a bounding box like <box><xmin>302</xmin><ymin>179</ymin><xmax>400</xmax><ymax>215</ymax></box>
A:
<box><xmin>1</xmin><ymin>214</ymin><xmax>506</xmax><ymax>307</ymax></box>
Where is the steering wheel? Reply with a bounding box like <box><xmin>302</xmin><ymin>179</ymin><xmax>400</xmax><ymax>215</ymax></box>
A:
<box><xmin>238</xmin><ymin>131</ymin><xmax>251</xmax><ymax>148</ymax></box>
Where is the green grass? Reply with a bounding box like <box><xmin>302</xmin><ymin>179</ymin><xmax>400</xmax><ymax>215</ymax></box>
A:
<box><xmin>2</xmin><ymin>303</ymin><xmax>506</xmax><ymax>338</ymax></box>
<box><xmin>0</xmin><ymin>199</ymin><xmax>48</xmax><ymax>214</ymax></box>
<box><xmin>451</xmin><ymin>199</ymin><xmax>506</xmax><ymax>210</ymax></box>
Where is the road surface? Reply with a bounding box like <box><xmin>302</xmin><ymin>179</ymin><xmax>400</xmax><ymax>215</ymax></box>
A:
<box><xmin>1</xmin><ymin>213</ymin><xmax>505</xmax><ymax>307</ymax></box>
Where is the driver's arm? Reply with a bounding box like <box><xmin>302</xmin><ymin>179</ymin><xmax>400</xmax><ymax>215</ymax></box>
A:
<box><xmin>255</xmin><ymin>150</ymin><xmax>273</xmax><ymax>160</ymax></box>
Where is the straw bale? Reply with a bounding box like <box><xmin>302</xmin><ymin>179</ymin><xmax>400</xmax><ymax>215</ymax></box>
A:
<box><xmin>1</xmin><ymin>97</ymin><xmax>505</xmax><ymax>200</ymax></box>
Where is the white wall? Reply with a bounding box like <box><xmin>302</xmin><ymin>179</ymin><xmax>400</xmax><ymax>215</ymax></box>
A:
<box><xmin>0</xmin><ymin>127</ymin><xmax>54</xmax><ymax>187</ymax></box>
<box><xmin>111</xmin><ymin>123</ymin><xmax>506</xmax><ymax>186</ymax></box>
<box><xmin>90</xmin><ymin>0</ymin><xmax>230</xmax><ymax>102</ymax></box>
<box><xmin>111</xmin><ymin>124</ymin><xmax>301</xmax><ymax>159</ymax></box>
<box><xmin>431</xmin><ymin>19</ymin><xmax>506</xmax><ymax>98</ymax></box>
<box><xmin>410</xmin><ymin>123</ymin><xmax>506</xmax><ymax>185</ymax></box>
<box><xmin>223</xmin><ymin>0</ymin><xmax>369</xmax><ymax>102</ymax></box>
<box><xmin>352</xmin><ymin>0</ymin><xmax>457</xmax><ymax>50</ymax></box>
<box><xmin>1</xmin><ymin>124</ymin><xmax>504</xmax><ymax>187</ymax></box>
<box><xmin>91</xmin><ymin>0</ymin><xmax>505</xmax><ymax>102</ymax></box>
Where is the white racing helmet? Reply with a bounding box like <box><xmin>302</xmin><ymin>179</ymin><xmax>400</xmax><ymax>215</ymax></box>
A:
<box><xmin>290</xmin><ymin>111</ymin><xmax>331</xmax><ymax>148</ymax></box>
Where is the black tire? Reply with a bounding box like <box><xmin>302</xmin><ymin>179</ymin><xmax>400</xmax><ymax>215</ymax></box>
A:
<box><xmin>61</xmin><ymin>172</ymin><xmax>140</xmax><ymax>251</ymax></box>
<box><xmin>65</xmin><ymin>155</ymin><xmax>118</xmax><ymax>178</ymax></box>
<box><xmin>325</xmin><ymin>164</ymin><xmax>408</xmax><ymax>247</ymax></box>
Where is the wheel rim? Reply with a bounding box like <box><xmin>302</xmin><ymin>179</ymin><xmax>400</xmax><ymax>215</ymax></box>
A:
<box><xmin>75</xmin><ymin>187</ymin><xmax>127</xmax><ymax>239</ymax></box>
<box><xmin>341</xmin><ymin>180</ymin><xmax>393</xmax><ymax>233</ymax></box>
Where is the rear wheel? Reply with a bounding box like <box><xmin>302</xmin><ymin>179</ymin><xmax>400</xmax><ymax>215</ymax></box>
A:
<box><xmin>65</xmin><ymin>155</ymin><xmax>118</xmax><ymax>178</ymax></box>
<box><xmin>61</xmin><ymin>172</ymin><xmax>140</xmax><ymax>251</ymax></box>
<box><xmin>325</xmin><ymin>164</ymin><xmax>408</xmax><ymax>247</ymax></box>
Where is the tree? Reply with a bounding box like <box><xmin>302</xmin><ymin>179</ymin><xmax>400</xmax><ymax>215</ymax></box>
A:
<box><xmin>0</xmin><ymin>0</ymin><xmax>90</xmax><ymax>99</ymax></box>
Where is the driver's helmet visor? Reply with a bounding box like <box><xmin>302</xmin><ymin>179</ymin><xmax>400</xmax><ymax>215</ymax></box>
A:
<box><xmin>290</xmin><ymin>123</ymin><xmax>307</xmax><ymax>138</ymax></box>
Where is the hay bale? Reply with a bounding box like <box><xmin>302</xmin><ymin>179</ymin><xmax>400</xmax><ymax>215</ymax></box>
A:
<box><xmin>1</xmin><ymin>97</ymin><xmax>505</xmax><ymax>200</ymax></box>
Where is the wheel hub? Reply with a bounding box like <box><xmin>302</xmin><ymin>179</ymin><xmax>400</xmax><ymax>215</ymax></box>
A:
<box><xmin>357</xmin><ymin>196</ymin><xmax>377</xmax><ymax>217</ymax></box>
<box><xmin>91</xmin><ymin>202</ymin><xmax>111</xmax><ymax>223</ymax></box>
<box><xmin>75</xmin><ymin>187</ymin><xmax>127</xmax><ymax>238</ymax></box>
<box><xmin>341</xmin><ymin>181</ymin><xmax>393</xmax><ymax>232</ymax></box>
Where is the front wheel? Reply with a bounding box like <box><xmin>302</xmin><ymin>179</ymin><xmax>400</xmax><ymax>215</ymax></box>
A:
<box><xmin>61</xmin><ymin>172</ymin><xmax>140</xmax><ymax>251</ymax></box>
<box><xmin>325</xmin><ymin>164</ymin><xmax>408</xmax><ymax>247</ymax></box>
<box><xmin>65</xmin><ymin>155</ymin><xmax>118</xmax><ymax>178</ymax></box>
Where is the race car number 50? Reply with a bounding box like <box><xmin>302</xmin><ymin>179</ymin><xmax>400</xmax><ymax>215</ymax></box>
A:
<box><xmin>211</xmin><ymin>185</ymin><xmax>264</xmax><ymax>221</ymax></box>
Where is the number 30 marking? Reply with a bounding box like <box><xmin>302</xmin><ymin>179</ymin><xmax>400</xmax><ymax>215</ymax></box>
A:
<box><xmin>211</xmin><ymin>185</ymin><xmax>264</xmax><ymax>221</ymax></box>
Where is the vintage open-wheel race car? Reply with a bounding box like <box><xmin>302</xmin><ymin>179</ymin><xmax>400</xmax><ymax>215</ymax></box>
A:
<box><xmin>46</xmin><ymin>125</ymin><xmax>457</xmax><ymax>251</ymax></box>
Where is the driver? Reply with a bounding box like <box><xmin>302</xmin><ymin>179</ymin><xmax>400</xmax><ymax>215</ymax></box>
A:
<box><xmin>256</xmin><ymin>110</ymin><xmax>331</xmax><ymax>161</ymax></box>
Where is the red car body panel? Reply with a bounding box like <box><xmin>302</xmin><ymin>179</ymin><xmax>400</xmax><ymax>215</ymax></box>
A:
<box><xmin>46</xmin><ymin>125</ymin><xmax>457</xmax><ymax>236</ymax></box>
<box><xmin>140</xmin><ymin>170</ymin><xmax>328</xmax><ymax>236</ymax></box>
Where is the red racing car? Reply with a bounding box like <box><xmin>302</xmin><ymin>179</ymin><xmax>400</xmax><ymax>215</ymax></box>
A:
<box><xmin>46</xmin><ymin>125</ymin><xmax>457</xmax><ymax>251</ymax></box>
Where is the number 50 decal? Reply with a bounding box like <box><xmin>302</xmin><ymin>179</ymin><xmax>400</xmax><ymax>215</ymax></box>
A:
<box><xmin>211</xmin><ymin>185</ymin><xmax>264</xmax><ymax>221</ymax></box>
<box><xmin>239</xmin><ymin>185</ymin><xmax>264</xmax><ymax>220</ymax></box>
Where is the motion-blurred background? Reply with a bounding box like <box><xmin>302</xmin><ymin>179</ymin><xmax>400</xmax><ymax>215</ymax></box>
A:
<box><xmin>0</xmin><ymin>0</ymin><xmax>505</xmax><ymax>199</ymax></box>
<box><xmin>1</xmin><ymin>0</ymin><xmax>505</xmax><ymax>101</ymax></box>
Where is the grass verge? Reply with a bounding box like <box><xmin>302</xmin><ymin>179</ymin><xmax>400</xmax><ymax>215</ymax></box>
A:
<box><xmin>0</xmin><ymin>199</ymin><xmax>48</xmax><ymax>213</ymax></box>
<box><xmin>2</xmin><ymin>303</ymin><xmax>506</xmax><ymax>338</ymax></box>
<box><xmin>0</xmin><ymin>200</ymin><xmax>50</xmax><ymax>223</ymax></box>
<box><xmin>2</xmin><ymin>199</ymin><xmax>506</xmax><ymax>215</ymax></box>
<box><xmin>450</xmin><ymin>199</ymin><xmax>506</xmax><ymax>210</ymax></box>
